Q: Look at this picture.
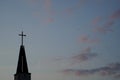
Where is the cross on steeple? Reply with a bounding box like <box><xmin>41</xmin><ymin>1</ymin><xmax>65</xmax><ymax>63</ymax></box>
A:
<box><xmin>15</xmin><ymin>31</ymin><xmax>31</xmax><ymax>80</ymax></box>
<box><xmin>19</xmin><ymin>31</ymin><xmax>26</xmax><ymax>45</ymax></box>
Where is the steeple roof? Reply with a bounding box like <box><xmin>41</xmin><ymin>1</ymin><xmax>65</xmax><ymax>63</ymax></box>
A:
<box><xmin>16</xmin><ymin>45</ymin><xmax>29</xmax><ymax>73</ymax></box>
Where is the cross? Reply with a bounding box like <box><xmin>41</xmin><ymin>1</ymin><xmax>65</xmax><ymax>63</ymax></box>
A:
<box><xmin>19</xmin><ymin>31</ymin><xmax>26</xmax><ymax>45</ymax></box>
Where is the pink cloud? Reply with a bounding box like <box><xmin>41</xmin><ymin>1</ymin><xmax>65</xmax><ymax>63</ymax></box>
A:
<box><xmin>61</xmin><ymin>69</ymin><xmax>92</xmax><ymax>76</ymax></box>
<box><xmin>108</xmin><ymin>63</ymin><xmax>120</xmax><ymax>69</ymax></box>
<box><xmin>60</xmin><ymin>62</ymin><xmax>120</xmax><ymax>78</ymax></box>
<box><xmin>92</xmin><ymin>9</ymin><xmax>120</xmax><ymax>34</ymax></box>
<box><xmin>94</xmin><ymin>26</ymin><xmax>113</xmax><ymax>34</ymax></box>
<box><xmin>44</xmin><ymin>0</ymin><xmax>52</xmax><ymax>13</ymax></box>
<box><xmin>45</xmin><ymin>18</ymin><xmax>54</xmax><ymax>24</ymax></box>
<box><xmin>45</xmin><ymin>0</ymin><xmax>51</xmax><ymax>8</ymax></box>
<box><xmin>79</xmin><ymin>35</ymin><xmax>100</xmax><ymax>43</ymax></box>
<box><xmin>82</xmin><ymin>47</ymin><xmax>91</xmax><ymax>52</ymax></box>
<box><xmin>92</xmin><ymin>16</ymin><xmax>102</xmax><ymax>25</ymax></box>
<box><xmin>53</xmin><ymin>47</ymin><xmax>97</xmax><ymax>64</ymax></box>
<box><xmin>93</xmin><ymin>20</ymin><xmax>115</xmax><ymax>34</ymax></box>
<box><xmin>63</xmin><ymin>0</ymin><xmax>87</xmax><ymax>16</ymax></box>
<box><xmin>64</xmin><ymin>8</ymin><xmax>74</xmax><ymax>15</ymax></box>
<box><xmin>61</xmin><ymin>69</ymin><xmax>94</xmax><ymax>77</ymax></box>
<box><xmin>79</xmin><ymin>35</ymin><xmax>89</xmax><ymax>43</ymax></box>
<box><xmin>104</xmin><ymin>21</ymin><xmax>114</xmax><ymax>28</ymax></box>
<box><xmin>71</xmin><ymin>47</ymin><xmax>97</xmax><ymax>63</ymax></box>
<box><xmin>110</xmin><ymin>9</ymin><xmax>120</xmax><ymax>20</ymax></box>
<box><xmin>99</xmin><ymin>70</ymin><xmax>114</xmax><ymax>76</ymax></box>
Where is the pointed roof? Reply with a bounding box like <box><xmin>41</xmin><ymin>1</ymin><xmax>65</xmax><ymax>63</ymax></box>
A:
<box><xmin>16</xmin><ymin>45</ymin><xmax>29</xmax><ymax>73</ymax></box>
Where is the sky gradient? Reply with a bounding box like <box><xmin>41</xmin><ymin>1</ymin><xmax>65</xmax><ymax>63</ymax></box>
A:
<box><xmin>0</xmin><ymin>0</ymin><xmax>120</xmax><ymax>80</ymax></box>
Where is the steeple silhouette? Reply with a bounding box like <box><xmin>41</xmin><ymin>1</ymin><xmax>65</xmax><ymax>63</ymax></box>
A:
<box><xmin>16</xmin><ymin>45</ymin><xmax>29</xmax><ymax>73</ymax></box>
<box><xmin>14</xmin><ymin>31</ymin><xmax>31</xmax><ymax>80</ymax></box>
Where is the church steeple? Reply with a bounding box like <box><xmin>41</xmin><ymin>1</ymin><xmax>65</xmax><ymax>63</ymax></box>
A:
<box><xmin>16</xmin><ymin>31</ymin><xmax>28</xmax><ymax>73</ymax></box>
<box><xmin>16</xmin><ymin>45</ymin><xmax>29</xmax><ymax>73</ymax></box>
<box><xmin>14</xmin><ymin>31</ymin><xmax>31</xmax><ymax>80</ymax></box>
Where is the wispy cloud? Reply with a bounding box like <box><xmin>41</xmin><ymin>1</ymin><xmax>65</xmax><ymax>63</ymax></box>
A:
<box><xmin>94</xmin><ymin>26</ymin><xmax>113</xmax><ymax>34</ymax></box>
<box><xmin>64</xmin><ymin>8</ymin><xmax>74</xmax><ymax>15</ymax></box>
<box><xmin>44</xmin><ymin>0</ymin><xmax>52</xmax><ymax>13</ymax></box>
<box><xmin>71</xmin><ymin>47</ymin><xmax>97</xmax><ymax>63</ymax></box>
<box><xmin>46</xmin><ymin>17</ymin><xmax>54</xmax><ymax>23</ymax></box>
<box><xmin>27</xmin><ymin>0</ymin><xmax>54</xmax><ymax>24</ymax></box>
<box><xmin>44</xmin><ymin>0</ymin><xmax>55</xmax><ymax>24</ymax></box>
<box><xmin>53</xmin><ymin>47</ymin><xmax>97</xmax><ymax>64</ymax></box>
<box><xmin>92</xmin><ymin>16</ymin><xmax>102</xmax><ymax>26</ymax></box>
<box><xmin>45</xmin><ymin>0</ymin><xmax>55</xmax><ymax>15</ymax></box>
<box><xmin>61</xmin><ymin>62</ymin><xmax>120</xmax><ymax>78</ymax></box>
<box><xmin>79</xmin><ymin>35</ymin><xmax>100</xmax><ymax>43</ymax></box>
<box><xmin>110</xmin><ymin>9</ymin><xmax>120</xmax><ymax>20</ymax></box>
<box><xmin>93</xmin><ymin>20</ymin><xmax>115</xmax><ymax>34</ymax></box>
<box><xmin>63</xmin><ymin>0</ymin><xmax>87</xmax><ymax>15</ymax></box>
<box><xmin>93</xmin><ymin>9</ymin><xmax>120</xmax><ymax>34</ymax></box>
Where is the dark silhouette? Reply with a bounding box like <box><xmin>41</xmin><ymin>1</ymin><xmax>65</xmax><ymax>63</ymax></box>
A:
<box><xmin>14</xmin><ymin>31</ymin><xmax>31</xmax><ymax>80</ymax></box>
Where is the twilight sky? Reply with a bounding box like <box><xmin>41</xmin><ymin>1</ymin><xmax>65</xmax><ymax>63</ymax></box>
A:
<box><xmin>0</xmin><ymin>0</ymin><xmax>120</xmax><ymax>80</ymax></box>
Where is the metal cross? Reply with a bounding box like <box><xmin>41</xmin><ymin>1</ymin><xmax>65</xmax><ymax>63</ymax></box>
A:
<box><xmin>19</xmin><ymin>31</ymin><xmax>26</xmax><ymax>45</ymax></box>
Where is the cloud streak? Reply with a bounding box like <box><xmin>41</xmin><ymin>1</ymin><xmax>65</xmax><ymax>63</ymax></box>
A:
<box><xmin>53</xmin><ymin>47</ymin><xmax>97</xmax><ymax>65</ymax></box>
<box><xmin>44</xmin><ymin>0</ymin><xmax>52</xmax><ymax>13</ymax></box>
<box><xmin>93</xmin><ymin>20</ymin><xmax>115</xmax><ymax>34</ymax></box>
<box><xmin>110</xmin><ymin>9</ymin><xmax>120</xmax><ymax>20</ymax></box>
<box><xmin>92</xmin><ymin>16</ymin><xmax>102</xmax><ymax>25</ymax></box>
<box><xmin>45</xmin><ymin>17</ymin><xmax>54</xmax><ymax>23</ymax></box>
<box><xmin>61</xmin><ymin>62</ymin><xmax>120</xmax><ymax>78</ymax></box>
<box><xmin>93</xmin><ymin>9</ymin><xmax>120</xmax><ymax>34</ymax></box>
<box><xmin>79</xmin><ymin>35</ymin><xmax>100</xmax><ymax>43</ymax></box>
<box><xmin>63</xmin><ymin>0</ymin><xmax>87</xmax><ymax>16</ymax></box>
<box><xmin>71</xmin><ymin>47</ymin><xmax>97</xmax><ymax>63</ymax></box>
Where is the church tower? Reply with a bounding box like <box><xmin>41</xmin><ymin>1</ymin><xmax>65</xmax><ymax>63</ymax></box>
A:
<box><xmin>14</xmin><ymin>32</ymin><xmax>31</xmax><ymax>80</ymax></box>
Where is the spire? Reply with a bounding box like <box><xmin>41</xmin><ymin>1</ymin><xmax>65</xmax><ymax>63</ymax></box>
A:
<box><xmin>16</xmin><ymin>45</ymin><xmax>29</xmax><ymax>73</ymax></box>
<box><xmin>16</xmin><ymin>32</ymin><xmax>29</xmax><ymax>74</ymax></box>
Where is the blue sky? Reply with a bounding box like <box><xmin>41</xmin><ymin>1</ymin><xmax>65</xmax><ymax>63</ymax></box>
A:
<box><xmin>0</xmin><ymin>0</ymin><xmax>120</xmax><ymax>80</ymax></box>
